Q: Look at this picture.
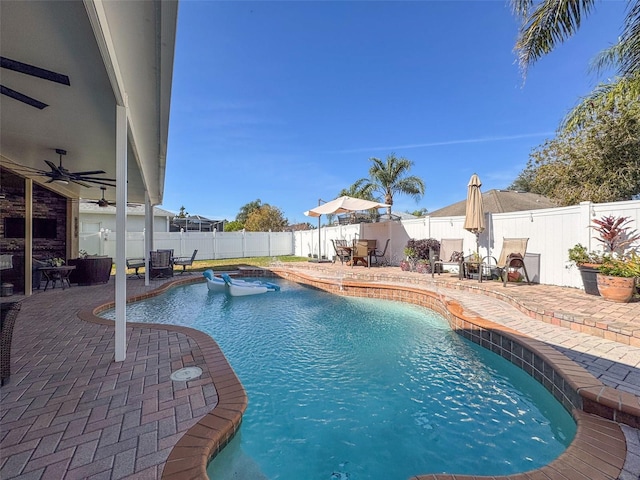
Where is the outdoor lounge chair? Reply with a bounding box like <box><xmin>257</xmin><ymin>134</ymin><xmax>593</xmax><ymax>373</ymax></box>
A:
<box><xmin>431</xmin><ymin>239</ymin><xmax>464</xmax><ymax>278</ymax></box>
<box><xmin>149</xmin><ymin>250</ymin><xmax>173</xmax><ymax>279</ymax></box>
<box><xmin>1</xmin><ymin>301</ymin><xmax>21</xmax><ymax>386</ymax></box>
<box><xmin>332</xmin><ymin>239</ymin><xmax>351</xmax><ymax>265</ymax></box>
<box><xmin>485</xmin><ymin>237</ymin><xmax>531</xmax><ymax>287</ymax></box>
<box><xmin>173</xmin><ymin>249</ymin><xmax>198</xmax><ymax>274</ymax></box>
<box><xmin>371</xmin><ymin>239</ymin><xmax>390</xmax><ymax>265</ymax></box>
<box><xmin>126</xmin><ymin>258</ymin><xmax>145</xmax><ymax>278</ymax></box>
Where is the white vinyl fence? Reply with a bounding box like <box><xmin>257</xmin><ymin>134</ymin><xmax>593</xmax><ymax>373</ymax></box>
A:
<box><xmin>80</xmin><ymin>199</ymin><xmax>640</xmax><ymax>290</ymax></box>
<box><xmin>79</xmin><ymin>230</ymin><xmax>295</xmax><ymax>262</ymax></box>
<box><xmin>294</xmin><ymin>200</ymin><xmax>640</xmax><ymax>290</ymax></box>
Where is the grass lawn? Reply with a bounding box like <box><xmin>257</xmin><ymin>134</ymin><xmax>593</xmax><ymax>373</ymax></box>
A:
<box><xmin>117</xmin><ymin>256</ymin><xmax>309</xmax><ymax>275</ymax></box>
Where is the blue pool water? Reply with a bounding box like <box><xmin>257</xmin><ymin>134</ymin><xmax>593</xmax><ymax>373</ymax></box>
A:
<box><xmin>104</xmin><ymin>278</ymin><xmax>576</xmax><ymax>479</ymax></box>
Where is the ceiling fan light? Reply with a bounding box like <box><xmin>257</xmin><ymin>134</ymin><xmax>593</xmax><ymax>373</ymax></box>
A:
<box><xmin>54</xmin><ymin>178</ymin><xmax>69</xmax><ymax>185</ymax></box>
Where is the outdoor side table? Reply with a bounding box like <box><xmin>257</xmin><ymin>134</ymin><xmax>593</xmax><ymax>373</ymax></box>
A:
<box><xmin>39</xmin><ymin>266</ymin><xmax>76</xmax><ymax>291</ymax></box>
<box><xmin>463</xmin><ymin>261</ymin><xmax>487</xmax><ymax>283</ymax></box>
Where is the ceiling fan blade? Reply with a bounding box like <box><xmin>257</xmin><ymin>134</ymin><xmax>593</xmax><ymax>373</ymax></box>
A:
<box><xmin>75</xmin><ymin>178</ymin><xmax>116</xmax><ymax>187</ymax></box>
<box><xmin>70</xmin><ymin>176</ymin><xmax>116</xmax><ymax>187</ymax></box>
<box><xmin>71</xmin><ymin>170</ymin><xmax>107</xmax><ymax>176</ymax></box>
<box><xmin>0</xmin><ymin>84</ymin><xmax>47</xmax><ymax>109</ymax></box>
<box><xmin>70</xmin><ymin>179</ymin><xmax>93</xmax><ymax>188</ymax></box>
<box><xmin>44</xmin><ymin>160</ymin><xmax>62</xmax><ymax>172</ymax></box>
<box><xmin>1</xmin><ymin>56</ymin><xmax>70</xmax><ymax>86</ymax></box>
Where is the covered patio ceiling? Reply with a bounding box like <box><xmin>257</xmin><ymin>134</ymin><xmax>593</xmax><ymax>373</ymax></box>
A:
<box><xmin>0</xmin><ymin>0</ymin><xmax>177</xmax><ymax>206</ymax></box>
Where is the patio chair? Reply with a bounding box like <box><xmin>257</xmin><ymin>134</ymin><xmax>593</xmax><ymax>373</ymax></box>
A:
<box><xmin>431</xmin><ymin>239</ymin><xmax>464</xmax><ymax>278</ymax></box>
<box><xmin>371</xmin><ymin>239</ymin><xmax>390</xmax><ymax>265</ymax></box>
<box><xmin>126</xmin><ymin>258</ymin><xmax>145</xmax><ymax>278</ymax></box>
<box><xmin>351</xmin><ymin>240</ymin><xmax>370</xmax><ymax>267</ymax></box>
<box><xmin>173</xmin><ymin>249</ymin><xmax>198</xmax><ymax>274</ymax></box>
<box><xmin>149</xmin><ymin>250</ymin><xmax>173</xmax><ymax>279</ymax></box>
<box><xmin>1</xmin><ymin>301</ymin><xmax>21</xmax><ymax>386</ymax></box>
<box><xmin>485</xmin><ymin>238</ymin><xmax>531</xmax><ymax>287</ymax></box>
<box><xmin>332</xmin><ymin>240</ymin><xmax>351</xmax><ymax>265</ymax></box>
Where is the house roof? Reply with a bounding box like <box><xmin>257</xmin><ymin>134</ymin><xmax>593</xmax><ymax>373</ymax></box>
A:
<box><xmin>429</xmin><ymin>190</ymin><xmax>557</xmax><ymax>217</ymax></box>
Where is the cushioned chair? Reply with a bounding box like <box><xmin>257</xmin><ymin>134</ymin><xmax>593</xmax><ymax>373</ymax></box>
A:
<box><xmin>371</xmin><ymin>239</ymin><xmax>390</xmax><ymax>265</ymax></box>
<box><xmin>126</xmin><ymin>258</ymin><xmax>146</xmax><ymax>278</ymax></box>
<box><xmin>431</xmin><ymin>239</ymin><xmax>464</xmax><ymax>278</ymax></box>
<box><xmin>485</xmin><ymin>238</ymin><xmax>531</xmax><ymax>287</ymax></box>
<box><xmin>173</xmin><ymin>249</ymin><xmax>198</xmax><ymax>274</ymax></box>
<box><xmin>1</xmin><ymin>301</ymin><xmax>21</xmax><ymax>386</ymax></box>
<box><xmin>149</xmin><ymin>250</ymin><xmax>173</xmax><ymax>279</ymax></box>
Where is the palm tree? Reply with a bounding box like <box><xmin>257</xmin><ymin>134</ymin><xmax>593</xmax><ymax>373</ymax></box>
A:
<box><xmin>511</xmin><ymin>0</ymin><xmax>640</xmax><ymax>132</ymax></box>
<box><xmin>338</xmin><ymin>178</ymin><xmax>377</xmax><ymax>201</ymax></box>
<box><xmin>358</xmin><ymin>154</ymin><xmax>425</xmax><ymax>217</ymax></box>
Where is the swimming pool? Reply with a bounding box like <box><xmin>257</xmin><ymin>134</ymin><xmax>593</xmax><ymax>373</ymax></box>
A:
<box><xmin>104</xmin><ymin>278</ymin><xmax>576</xmax><ymax>479</ymax></box>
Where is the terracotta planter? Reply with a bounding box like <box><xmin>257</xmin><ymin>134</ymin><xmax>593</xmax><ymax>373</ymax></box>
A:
<box><xmin>596</xmin><ymin>274</ymin><xmax>636</xmax><ymax>303</ymax></box>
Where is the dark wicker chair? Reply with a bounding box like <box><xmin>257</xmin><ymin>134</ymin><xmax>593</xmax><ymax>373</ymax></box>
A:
<box><xmin>1</xmin><ymin>301</ymin><xmax>22</xmax><ymax>386</ymax></box>
<box><xmin>149</xmin><ymin>250</ymin><xmax>173</xmax><ymax>279</ymax></box>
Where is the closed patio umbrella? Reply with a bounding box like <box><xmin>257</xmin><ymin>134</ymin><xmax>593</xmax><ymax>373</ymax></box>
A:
<box><xmin>463</xmin><ymin>173</ymin><xmax>485</xmax><ymax>255</ymax></box>
<box><xmin>304</xmin><ymin>196</ymin><xmax>390</xmax><ymax>261</ymax></box>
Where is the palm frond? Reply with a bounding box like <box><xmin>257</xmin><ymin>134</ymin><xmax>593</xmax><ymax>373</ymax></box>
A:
<box><xmin>514</xmin><ymin>0</ymin><xmax>596</xmax><ymax>75</ymax></box>
<box><xmin>589</xmin><ymin>42</ymin><xmax>625</xmax><ymax>75</ymax></box>
<box><xmin>619</xmin><ymin>1</ymin><xmax>640</xmax><ymax>76</ymax></box>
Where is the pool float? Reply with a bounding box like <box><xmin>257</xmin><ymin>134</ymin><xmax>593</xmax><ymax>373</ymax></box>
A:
<box><xmin>203</xmin><ymin>270</ymin><xmax>280</xmax><ymax>296</ymax></box>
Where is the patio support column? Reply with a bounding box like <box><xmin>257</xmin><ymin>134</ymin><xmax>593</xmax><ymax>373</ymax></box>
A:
<box><xmin>145</xmin><ymin>192</ymin><xmax>152</xmax><ymax>286</ymax></box>
<box><xmin>115</xmin><ymin>104</ymin><xmax>128</xmax><ymax>362</ymax></box>
<box><xmin>24</xmin><ymin>178</ymin><xmax>33</xmax><ymax>296</ymax></box>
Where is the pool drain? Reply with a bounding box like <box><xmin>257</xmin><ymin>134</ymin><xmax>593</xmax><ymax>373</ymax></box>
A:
<box><xmin>170</xmin><ymin>366</ymin><xmax>203</xmax><ymax>381</ymax></box>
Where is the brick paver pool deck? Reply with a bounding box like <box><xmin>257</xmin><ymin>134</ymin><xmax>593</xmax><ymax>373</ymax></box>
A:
<box><xmin>0</xmin><ymin>263</ymin><xmax>638</xmax><ymax>479</ymax></box>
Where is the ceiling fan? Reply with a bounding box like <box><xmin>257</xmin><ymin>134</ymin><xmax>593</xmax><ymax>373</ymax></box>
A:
<box><xmin>24</xmin><ymin>149</ymin><xmax>117</xmax><ymax>187</ymax></box>
<box><xmin>1</xmin><ymin>56</ymin><xmax>70</xmax><ymax>110</ymax></box>
<box><xmin>89</xmin><ymin>187</ymin><xmax>116</xmax><ymax>208</ymax></box>
<box><xmin>86</xmin><ymin>186</ymin><xmax>141</xmax><ymax>208</ymax></box>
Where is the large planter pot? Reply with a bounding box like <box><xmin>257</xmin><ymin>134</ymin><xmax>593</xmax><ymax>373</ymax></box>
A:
<box><xmin>596</xmin><ymin>274</ymin><xmax>636</xmax><ymax>303</ymax></box>
<box><xmin>578</xmin><ymin>264</ymin><xmax>600</xmax><ymax>296</ymax></box>
<box><xmin>68</xmin><ymin>256</ymin><xmax>113</xmax><ymax>286</ymax></box>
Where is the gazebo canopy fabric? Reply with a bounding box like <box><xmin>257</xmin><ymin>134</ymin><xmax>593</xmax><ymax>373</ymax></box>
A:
<box><xmin>304</xmin><ymin>196</ymin><xmax>390</xmax><ymax>217</ymax></box>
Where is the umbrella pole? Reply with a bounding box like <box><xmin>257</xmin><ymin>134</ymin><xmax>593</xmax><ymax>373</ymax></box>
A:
<box><xmin>318</xmin><ymin>215</ymin><xmax>321</xmax><ymax>259</ymax></box>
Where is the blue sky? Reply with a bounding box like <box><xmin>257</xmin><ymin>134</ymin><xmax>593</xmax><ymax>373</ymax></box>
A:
<box><xmin>164</xmin><ymin>0</ymin><xmax>627</xmax><ymax>225</ymax></box>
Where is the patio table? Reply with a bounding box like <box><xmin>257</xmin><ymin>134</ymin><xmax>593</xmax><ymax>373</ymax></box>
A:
<box><xmin>38</xmin><ymin>265</ymin><xmax>76</xmax><ymax>291</ymax></box>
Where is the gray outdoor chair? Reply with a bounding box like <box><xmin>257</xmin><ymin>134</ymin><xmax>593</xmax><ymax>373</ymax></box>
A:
<box><xmin>173</xmin><ymin>249</ymin><xmax>198</xmax><ymax>274</ymax></box>
<box><xmin>126</xmin><ymin>258</ymin><xmax>145</xmax><ymax>278</ymax></box>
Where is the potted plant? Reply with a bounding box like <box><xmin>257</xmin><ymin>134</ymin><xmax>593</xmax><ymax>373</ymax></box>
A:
<box><xmin>402</xmin><ymin>245</ymin><xmax>417</xmax><ymax>271</ymax></box>
<box><xmin>596</xmin><ymin>252</ymin><xmax>640</xmax><ymax>303</ymax></box>
<box><xmin>568</xmin><ymin>215</ymin><xmax>640</xmax><ymax>296</ymax></box>
<box><xmin>567</xmin><ymin>244</ymin><xmax>603</xmax><ymax>295</ymax></box>
<box><xmin>416</xmin><ymin>260</ymin><xmax>431</xmax><ymax>274</ymax></box>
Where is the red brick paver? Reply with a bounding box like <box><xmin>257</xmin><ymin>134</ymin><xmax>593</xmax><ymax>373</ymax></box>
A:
<box><xmin>1</xmin><ymin>265</ymin><xmax>639</xmax><ymax>479</ymax></box>
<box><xmin>0</xmin><ymin>277</ymin><xmax>224</xmax><ymax>480</ymax></box>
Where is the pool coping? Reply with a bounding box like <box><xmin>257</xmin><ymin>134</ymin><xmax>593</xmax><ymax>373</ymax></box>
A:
<box><xmin>81</xmin><ymin>271</ymin><xmax>631</xmax><ymax>480</ymax></box>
